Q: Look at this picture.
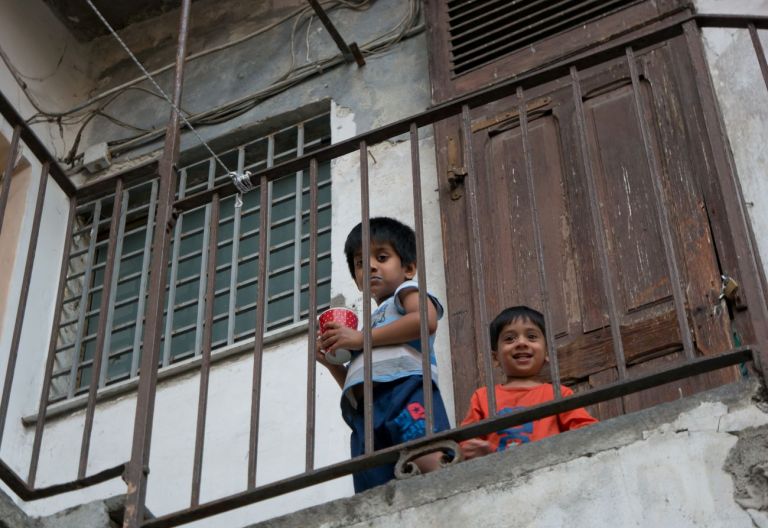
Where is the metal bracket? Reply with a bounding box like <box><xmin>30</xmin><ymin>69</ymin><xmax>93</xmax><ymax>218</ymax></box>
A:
<box><xmin>307</xmin><ymin>0</ymin><xmax>366</xmax><ymax>67</ymax></box>
<box><xmin>447</xmin><ymin>136</ymin><xmax>467</xmax><ymax>200</ymax></box>
<box><xmin>394</xmin><ymin>439</ymin><xmax>462</xmax><ymax>480</ymax></box>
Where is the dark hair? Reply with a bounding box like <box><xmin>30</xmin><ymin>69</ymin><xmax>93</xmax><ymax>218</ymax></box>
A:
<box><xmin>344</xmin><ymin>217</ymin><xmax>417</xmax><ymax>278</ymax></box>
<box><xmin>489</xmin><ymin>306</ymin><xmax>546</xmax><ymax>351</ymax></box>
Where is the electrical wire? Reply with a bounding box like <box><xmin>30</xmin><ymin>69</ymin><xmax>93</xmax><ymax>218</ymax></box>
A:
<box><xmin>85</xmin><ymin>0</ymin><xmax>233</xmax><ymax>175</ymax></box>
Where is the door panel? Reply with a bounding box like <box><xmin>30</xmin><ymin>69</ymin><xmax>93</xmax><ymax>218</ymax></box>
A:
<box><xmin>462</xmin><ymin>37</ymin><xmax>738</xmax><ymax>420</ymax></box>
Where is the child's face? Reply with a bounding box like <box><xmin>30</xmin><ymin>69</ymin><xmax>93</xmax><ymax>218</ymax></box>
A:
<box><xmin>493</xmin><ymin>317</ymin><xmax>548</xmax><ymax>381</ymax></box>
<box><xmin>353</xmin><ymin>241</ymin><xmax>416</xmax><ymax>304</ymax></box>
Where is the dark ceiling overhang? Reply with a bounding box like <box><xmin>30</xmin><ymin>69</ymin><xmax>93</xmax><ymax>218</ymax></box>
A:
<box><xmin>42</xmin><ymin>0</ymin><xmax>193</xmax><ymax>41</ymax></box>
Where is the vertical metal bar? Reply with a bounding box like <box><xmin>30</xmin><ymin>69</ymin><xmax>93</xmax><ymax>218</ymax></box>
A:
<box><xmin>461</xmin><ymin>105</ymin><xmax>496</xmax><ymax>417</ymax></box>
<box><xmin>409</xmin><ymin>123</ymin><xmax>435</xmax><ymax>435</ymax></box>
<box><xmin>626</xmin><ymin>46</ymin><xmax>696</xmax><ymax>360</ymax></box>
<box><xmin>359</xmin><ymin>141</ymin><xmax>374</xmax><ymax>454</ymax></box>
<box><xmin>123</xmin><ymin>1</ymin><xmax>191</xmax><ymax>525</ymax></box>
<box><xmin>68</xmin><ymin>200</ymin><xmax>102</xmax><ymax>398</ymax></box>
<box><xmin>163</xmin><ymin>170</ymin><xmax>187</xmax><ymax>367</ymax></box>
<box><xmin>0</xmin><ymin>162</ymin><xmax>49</xmax><ymax>448</ymax></box>
<box><xmin>517</xmin><ymin>87</ymin><xmax>563</xmax><ymax>397</ymax></box>
<box><xmin>194</xmin><ymin>161</ymin><xmax>215</xmax><ymax>358</ymax></box>
<box><xmin>99</xmin><ymin>188</ymin><xmax>129</xmax><ymax>386</ymax></box>
<box><xmin>247</xmin><ymin>173</ymin><xmax>269</xmax><ymax>489</ymax></box>
<box><xmin>570</xmin><ymin>66</ymin><xmax>628</xmax><ymax>380</ymax></box>
<box><xmin>293</xmin><ymin>125</ymin><xmax>305</xmax><ymax>324</ymax></box>
<box><xmin>79</xmin><ymin>178</ymin><xmax>124</xmax><ymax>479</ymax></box>
<box><xmin>28</xmin><ymin>197</ymin><xmax>77</xmax><ymax>486</ymax></box>
<box><xmin>227</xmin><ymin>148</ymin><xmax>244</xmax><ymax>344</ymax></box>
<box><xmin>264</xmin><ymin>135</ymin><xmax>275</xmax><ymax>326</ymax></box>
<box><xmin>190</xmin><ymin>192</ymin><xmax>219</xmax><ymax>506</ymax></box>
<box><xmin>683</xmin><ymin>21</ymin><xmax>768</xmax><ymax>378</ymax></box>
<box><xmin>131</xmin><ymin>181</ymin><xmax>159</xmax><ymax>379</ymax></box>
<box><xmin>0</xmin><ymin>125</ymin><xmax>21</xmax><ymax>236</ymax></box>
<box><xmin>304</xmin><ymin>158</ymin><xmax>319</xmax><ymax>472</ymax></box>
<box><xmin>748</xmin><ymin>23</ymin><xmax>768</xmax><ymax>94</ymax></box>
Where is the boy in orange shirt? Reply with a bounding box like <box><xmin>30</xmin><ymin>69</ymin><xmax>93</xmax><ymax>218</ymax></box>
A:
<box><xmin>460</xmin><ymin>306</ymin><xmax>597</xmax><ymax>459</ymax></box>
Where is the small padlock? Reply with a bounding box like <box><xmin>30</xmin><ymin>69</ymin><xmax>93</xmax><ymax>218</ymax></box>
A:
<box><xmin>719</xmin><ymin>275</ymin><xmax>739</xmax><ymax>302</ymax></box>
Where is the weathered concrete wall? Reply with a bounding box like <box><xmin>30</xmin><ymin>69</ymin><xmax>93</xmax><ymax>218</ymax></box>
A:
<box><xmin>695</xmin><ymin>0</ymin><xmax>768</xmax><ymax>281</ymax></box>
<box><xmin>248</xmin><ymin>380</ymin><xmax>768</xmax><ymax>528</ymax></box>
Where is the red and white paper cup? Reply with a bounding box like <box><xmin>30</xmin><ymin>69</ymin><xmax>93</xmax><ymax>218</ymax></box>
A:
<box><xmin>318</xmin><ymin>307</ymin><xmax>359</xmax><ymax>364</ymax></box>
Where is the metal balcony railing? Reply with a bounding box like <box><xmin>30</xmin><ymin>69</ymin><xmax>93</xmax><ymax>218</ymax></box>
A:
<box><xmin>0</xmin><ymin>7</ymin><xmax>767</xmax><ymax>528</ymax></box>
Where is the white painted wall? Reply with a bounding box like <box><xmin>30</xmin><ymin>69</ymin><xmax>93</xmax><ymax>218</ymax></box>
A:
<box><xmin>694</xmin><ymin>0</ymin><xmax>768</xmax><ymax>280</ymax></box>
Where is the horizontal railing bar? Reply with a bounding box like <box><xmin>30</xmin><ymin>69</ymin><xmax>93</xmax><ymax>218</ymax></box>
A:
<box><xmin>0</xmin><ymin>459</ymin><xmax>125</xmax><ymax>501</ymax></box>
<box><xmin>696</xmin><ymin>14</ymin><xmax>768</xmax><ymax>29</ymax></box>
<box><xmin>141</xmin><ymin>347</ymin><xmax>753</xmax><ymax>528</ymax></box>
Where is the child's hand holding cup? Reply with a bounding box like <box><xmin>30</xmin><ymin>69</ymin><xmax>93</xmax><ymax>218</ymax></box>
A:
<box><xmin>318</xmin><ymin>307</ymin><xmax>359</xmax><ymax>364</ymax></box>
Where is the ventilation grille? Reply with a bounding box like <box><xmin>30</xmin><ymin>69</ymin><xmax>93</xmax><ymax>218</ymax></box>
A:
<box><xmin>448</xmin><ymin>0</ymin><xmax>643</xmax><ymax>76</ymax></box>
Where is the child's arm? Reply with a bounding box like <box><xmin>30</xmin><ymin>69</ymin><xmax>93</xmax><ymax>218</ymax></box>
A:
<box><xmin>319</xmin><ymin>289</ymin><xmax>438</xmax><ymax>353</ymax></box>
<box><xmin>556</xmin><ymin>386</ymin><xmax>598</xmax><ymax>431</ymax></box>
<box><xmin>459</xmin><ymin>390</ymin><xmax>494</xmax><ymax>460</ymax></box>
<box><xmin>315</xmin><ymin>337</ymin><xmax>347</xmax><ymax>389</ymax></box>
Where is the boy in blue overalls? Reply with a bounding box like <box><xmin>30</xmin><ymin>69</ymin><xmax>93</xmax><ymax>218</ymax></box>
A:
<box><xmin>317</xmin><ymin>217</ymin><xmax>450</xmax><ymax>492</ymax></box>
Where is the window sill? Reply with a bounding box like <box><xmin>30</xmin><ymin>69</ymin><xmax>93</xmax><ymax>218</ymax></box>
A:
<box><xmin>22</xmin><ymin>320</ymin><xmax>310</xmax><ymax>426</ymax></box>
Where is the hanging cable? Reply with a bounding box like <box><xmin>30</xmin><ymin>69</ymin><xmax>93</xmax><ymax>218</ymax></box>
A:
<box><xmin>85</xmin><ymin>0</ymin><xmax>233</xmax><ymax>176</ymax></box>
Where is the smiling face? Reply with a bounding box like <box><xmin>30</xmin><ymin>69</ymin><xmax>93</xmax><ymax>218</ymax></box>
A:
<box><xmin>493</xmin><ymin>317</ymin><xmax>548</xmax><ymax>384</ymax></box>
<box><xmin>353</xmin><ymin>241</ymin><xmax>416</xmax><ymax>304</ymax></box>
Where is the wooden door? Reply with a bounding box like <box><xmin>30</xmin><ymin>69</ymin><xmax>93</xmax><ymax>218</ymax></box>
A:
<box><xmin>445</xmin><ymin>36</ymin><xmax>740</xmax><ymax>420</ymax></box>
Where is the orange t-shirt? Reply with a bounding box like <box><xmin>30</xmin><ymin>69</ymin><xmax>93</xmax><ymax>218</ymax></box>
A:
<box><xmin>460</xmin><ymin>384</ymin><xmax>597</xmax><ymax>452</ymax></box>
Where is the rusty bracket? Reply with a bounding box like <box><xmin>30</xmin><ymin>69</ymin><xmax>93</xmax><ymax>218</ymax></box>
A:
<box><xmin>446</xmin><ymin>136</ymin><xmax>467</xmax><ymax>200</ymax></box>
<box><xmin>394</xmin><ymin>439</ymin><xmax>462</xmax><ymax>479</ymax></box>
<box><xmin>307</xmin><ymin>0</ymin><xmax>365</xmax><ymax>67</ymax></box>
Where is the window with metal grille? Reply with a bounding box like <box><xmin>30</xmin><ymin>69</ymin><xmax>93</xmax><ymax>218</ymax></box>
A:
<box><xmin>49</xmin><ymin>112</ymin><xmax>332</xmax><ymax>401</ymax></box>
<box><xmin>448</xmin><ymin>0</ymin><xmax>643</xmax><ymax>76</ymax></box>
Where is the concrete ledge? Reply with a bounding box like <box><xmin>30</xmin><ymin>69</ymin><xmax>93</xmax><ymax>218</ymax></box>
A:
<box><xmin>248</xmin><ymin>379</ymin><xmax>766</xmax><ymax>528</ymax></box>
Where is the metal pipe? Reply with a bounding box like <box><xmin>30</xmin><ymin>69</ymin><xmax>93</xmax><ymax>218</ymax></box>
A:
<box><xmin>122</xmin><ymin>0</ymin><xmax>192</xmax><ymax>525</ymax></box>
<box><xmin>304</xmin><ymin>158</ymin><xmax>319</xmax><ymax>472</ymax></box>
<box><xmin>79</xmin><ymin>177</ymin><xmax>124</xmax><ymax>479</ymax></box>
<box><xmin>409</xmin><ymin>123</ymin><xmax>435</xmax><ymax>435</ymax></box>
<box><xmin>359</xmin><ymin>141</ymin><xmax>374</xmax><ymax>454</ymax></box>
<box><xmin>28</xmin><ymin>198</ymin><xmax>77</xmax><ymax>486</ymax></box>
<box><xmin>517</xmin><ymin>86</ymin><xmax>562</xmax><ymax>396</ymax></box>
<box><xmin>191</xmin><ymin>192</ymin><xmax>219</xmax><ymax>506</ymax></box>
<box><xmin>570</xmin><ymin>66</ymin><xmax>629</xmax><ymax>379</ymax></box>
<box><xmin>306</xmin><ymin>0</ymin><xmax>365</xmax><ymax>66</ymax></box>
<box><xmin>247</xmin><ymin>173</ymin><xmax>269</xmax><ymax>489</ymax></box>
<box><xmin>461</xmin><ymin>105</ymin><xmax>496</xmax><ymax>417</ymax></box>
<box><xmin>0</xmin><ymin>162</ymin><xmax>49</xmax><ymax>448</ymax></box>
<box><xmin>748</xmin><ymin>23</ymin><xmax>768</xmax><ymax>94</ymax></box>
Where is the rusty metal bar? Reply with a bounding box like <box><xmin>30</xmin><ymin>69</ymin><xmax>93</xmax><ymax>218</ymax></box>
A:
<box><xmin>748</xmin><ymin>23</ymin><xmax>768</xmax><ymax>94</ymax></box>
<box><xmin>625</xmin><ymin>46</ymin><xmax>696</xmax><ymax>361</ymax></box>
<box><xmin>4</xmin><ymin>460</ymin><xmax>126</xmax><ymax>502</ymax></box>
<box><xmin>122</xmin><ymin>0</ymin><xmax>192</xmax><ymax>525</ymax></box>
<box><xmin>305</xmin><ymin>158</ymin><xmax>319</xmax><ymax>472</ymax></box>
<box><xmin>0</xmin><ymin>162</ymin><xmax>49</xmax><ymax>448</ymax></box>
<box><xmin>359</xmin><ymin>141</ymin><xmax>373</xmax><ymax>455</ymax></box>
<box><xmin>79</xmin><ymin>178</ymin><xmax>124</xmax><ymax>479</ymax></box>
<box><xmin>409</xmin><ymin>123</ymin><xmax>435</xmax><ymax>435</ymax></box>
<box><xmin>517</xmin><ymin>86</ymin><xmax>562</xmax><ymax>397</ymax></box>
<box><xmin>0</xmin><ymin>93</ymin><xmax>75</xmax><ymax>196</ymax></box>
<box><xmin>163</xmin><ymin>170</ymin><xmax>187</xmax><ymax>367</ymax></box>
<box><xmin>193</xmin><ymin>163</ymin><xmax>216</xmax><ymax>361</ymax></box>
<box><xmin>191</xmin><ymin>192</ymin><xmax>219</xmax><ymax>506</ymax></box>
<box><xmin>142</xmin><ymin>347</ymin><xmax>754</xmax><ymax>528</ymax></box>
<box><xmin>306</xmin><ymin>0</ymin><xmax>365</xmax><ymax>66</ymax></box>
<box><xmin>293</xmin><ymin>126</ymin><xmax>305</xmax><ymax>325</ymax></box>
<box><xmin>0</xmin><ymin>125</ymin><xmax>21</xmax><ymax>235</ymax></box>
<box><xmin>570</xmin><ymin>65</ymin><xmax>629</xmax><ymax>380</ymax></box>
<box><xmin>28</xmin><ymin>197</ymin><xmax>77</xmax><ymax>486</ymax></box>
<box><xmin>247</xmin><ymin>173</ymin><xmax>269</xmax><ymax>489</ymax></box>
<box><xmin>460</xmin><ymin>105</ymin><xmax>496</xmax><ymax>416</ymax></box>
<box><xmin>683</xmin><ymin>21</ymin><xmax>768</xmax><ymax>378</ymax></box>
